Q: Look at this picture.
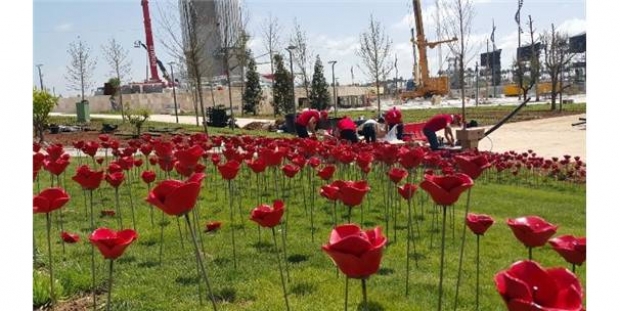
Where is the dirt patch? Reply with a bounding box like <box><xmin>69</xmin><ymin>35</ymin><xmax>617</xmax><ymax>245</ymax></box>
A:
<box><xmin>35</xmin><ymin>294</ymin><xmax>104</xmax><ymax>311</ymax></box>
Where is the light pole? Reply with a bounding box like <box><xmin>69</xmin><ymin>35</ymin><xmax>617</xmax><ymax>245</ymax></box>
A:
<box><xmin>285</xmin><ymin>45</ymin><xmax>297</xmax><ymax>114</ymax></box>
<box><xmin>328</xmin><ymin>60</ymin><xmax>337</xmax><ymax>116</ymax></box>
<box><xmin>168</xmin><ymin>62</ymin><xmax>179</xmax><ymax>123</ymax></box>
<box><xmin>36</xmin><ymin>64</ymin><xmax>44</xmax><ymax>91</ymax></box>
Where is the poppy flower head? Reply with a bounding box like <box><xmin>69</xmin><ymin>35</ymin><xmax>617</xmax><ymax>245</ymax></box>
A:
<box><xmin>72</xmin><ymin>165</ymin><xmax>104</xmax><ymax>190</ymax></box>
<box><xmin>507</xmin><ymin>216</ymin><xmax>558</xmax><ymax>248</ymax></box>
<box><xmin>494</xmin><ymin>260</ymin><xmax>583</xmax><ymax>311</ymax></box>
<box><xmin>44</xmin><ymin>158</ymin><xmax>71</xmax><ymax>176</ymax></box>
<box><xmin>308</xmin><ymin>157</ymin><xmax>321</xmax><ymax>169</ymax></box>
<box><xmin>322</xmin><ymin>224</ymin><xmax>387</xmax><ymax>279</ymax></box>
<box><xmin>246</xmin><ymin>158</ymin><xmax>267</xmax><ymax>174</ymax></box>
<box><xmin>420</xmin><ymin>173</ymin><xmax>474</xmax><ymax>206</ymax></box>
<box><xmin>397</xmin><ymin>183</ymin><xmax>418</xmax><ymax>201</ymax></box>
<box><xmin>33</xmin><ymin>187</ymin><xmax>71</xmax><ymax>214</ymax></box>
<box><xmin>320</xmin><ymin>184</ymin><xmax>340</xmax><ymax>201</ymax></box>
<box><xmin>548</xmin><ymin>235</ymin><xmax>586</xmax><ymax>266</ymax></box>
<box><xmin>218</xmin><ymin>160</ymin><xmax>241</xmax><ymax>180</ymax></box>
<box><xmin>141</xmin><ymin>170</ymin><xmax>157</xmax><ymax>184</ymax></box>
<box><xmin>387</xmin><ymin>167</ymin><xmax>408</xmax><ymax>184</ymax></box>
<box><xmin>205</xmin><ymin>221</ymin><xmax>222</xmax><ymax>233</ymax></box>
<box><xmin>146</xmin><ymin>179</ymin><xmax>202</xmax><ymax>216</ymax></box>
<box><xmin>466</xmin><ymin>213</ymin><xmax>495</xmax><ymax>235</ymax></box>
<box><xmin>250</xmin><ymin>200</ymin><xmax>285</xmax><ymax>228</ymax></box>
<box><xmin>105</xmin><ymin>172</ymin><xmax>125</xmax><ymax>189</ymax></box>
<box><xmin>281</xmin><ymin>164</ymin><xmax>300</xmax><ymax>179</ymax></box>
<box><xmin>338</xmin><ymin>180</ymin><xmax>370</xmax><ymax>207</ymax></box>
<box><xmin>317</xmin><ymin>165</ymin><xmax>336</xmax><ymax>181</ymax></box>
<box><xmin>89</xmin><ymin>228</ymin><xmax>138</xmax><ymax>260</ymax></box>
<box><xmin>398</xmin><ymin>147</ymin><xmax>425</xmax><ymax>170</ymax></box>
<box><xmin>83</xmin><ymin>141</ymin><xmax>99</xmax><ymax>158</ymax></box>
<box><xmin>101</xmin><ymin>210</ymin><xmax>116</xmax><ymax>217</ymax></box>
<box><xmin>61</xmin><ymin>231</ymin><xmax>80</xmax><ymax>244</ymax></box>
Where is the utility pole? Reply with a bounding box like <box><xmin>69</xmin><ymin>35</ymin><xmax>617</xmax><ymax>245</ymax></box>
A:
<box><xmin>36</xmin><ymin>64</ymin><xmax>44</xmax><ymax>91</ymax></box>
<box><xmin>328</xmin><ymin>60</ymin><xmax>337</xmax><ymax>116</ymax></box>
<box><xmin>475</xmin><ymin>62</ymin><xmax>479</xmax><ymax>106</ymax></box>
<box><xmin>286</xmin><ymin>45</ymin><xmax>297</xmax><ymax>114</ymax></box>
<box><xmin>168</xmin><ymin>62</ymin><xmax>179</xmax><ymax>123</ymax></box>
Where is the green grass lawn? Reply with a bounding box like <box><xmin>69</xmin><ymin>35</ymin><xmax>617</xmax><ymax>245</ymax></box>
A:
<box><xmin>33</xmin><ymin>159</ymin><xmax>586</xmax><ymax>311</ymax></box>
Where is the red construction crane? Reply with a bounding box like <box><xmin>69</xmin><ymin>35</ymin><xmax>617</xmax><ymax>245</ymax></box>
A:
<box><xmin>141</xmin><ymin>0</ymin><xmax>164</xmax><ymax>84</ymax></box>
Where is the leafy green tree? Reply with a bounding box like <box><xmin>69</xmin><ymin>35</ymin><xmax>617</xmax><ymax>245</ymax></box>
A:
<box><xmin>309</xmin><ymin>55</ymin><xmax>330</xmax><ymax>110</ymax></box>
<box><xmin>123</xmin><ymin>102</ymin><xmax>151</xmax><ymax>138</ymax></box>
<box><xmin>243</xmin><ymin>57</ymin><xmax>263</xmax><ymax>115</ymax></box>
<box><xmin>273</xmin><ymin>54</ymin><xmax>293</xmax><ymax>115</ymax></box>
<box><xmin>33</xmin><ymin>88</ymin><xmax>59</xmax><ymax>143</ymax></box>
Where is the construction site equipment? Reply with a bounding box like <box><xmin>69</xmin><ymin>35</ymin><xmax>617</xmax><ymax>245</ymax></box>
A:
<box><xmin>139</xmin><ymin>0</ymin><xmax>170</xmax><ymax>86</ymax></box>
<box><xmin>401</xmin><ymin>0</ymin><xmax>458</xmax><ymax>101</ymax></box>
<box><xmin>503</xmin><ymin>82</ymin><xmax>553</xmax><ymax>97</ymax></box>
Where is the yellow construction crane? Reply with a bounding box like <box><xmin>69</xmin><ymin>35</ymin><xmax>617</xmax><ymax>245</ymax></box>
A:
<box><xmin>401</xmin><ymin>0</ymin><xmax>458</xmax><ymax>101</ymax></box>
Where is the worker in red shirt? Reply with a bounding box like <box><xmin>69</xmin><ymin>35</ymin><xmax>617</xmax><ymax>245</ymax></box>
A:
<box><xmin>384</xmin><ymin>107</ymin><xmax>404</xmax><ymax>140</ymax></box>
<box><xmin>334</xmin><ymin>116</ymin><xmax>359</xmax><ymax>143</ymax></box>
<box><xmin>422</xmin><ymin>114</ymin><xmax>462</xmax><ymax>150</ymax></box>
<box><xmin>295</xmin><ymin>109</ymin><xmax>328</xmax><ymax>138</ymax></box>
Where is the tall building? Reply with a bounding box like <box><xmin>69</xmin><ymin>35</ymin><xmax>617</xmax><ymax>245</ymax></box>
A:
<box><xmin>179</xmin><ymin>0</ymin><xmax>244</xmax><ymax>84</ymax></box>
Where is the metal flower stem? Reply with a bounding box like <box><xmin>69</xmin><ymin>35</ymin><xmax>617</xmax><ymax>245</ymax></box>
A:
<box><xmin>56</xmin><ymin>176</ymin><xmax>66</xmax><ymax>258</ymax></box>
<box><xmin>332</xmin><ymin>200</ymin><xmax>338</xmax><ymax>227</ymax></box>
<box><xmin>361</xmin><ymin>278</ymin><xmax>369</xmax><ymax>311</ymax></box>
<box><xmin>301</xmin><ymin>171</ymin><xmax>308</xmax><ymax>216</ymax></box>
<box><xmin>272</xmin><ymin>227</ymin><xmax>291</xmax><ymax>311</ymax></box>
<box><xmin>437</xmin><ymin>205</ymin><xmax>448</xmax><ymax>311</ymax></box>
<box><xmin>158</xmin><ymin>210</ymin><xmax>165</xmax><ymax>265</ymax></box>
<box><xmin>393</xmin><ymin>184</ymin><xmax>398</xmax><ymax>244</ymax></box>
<box><xmin>256</xmin><ymin>174</ymin><xmax>261</xmax><ymax>243</ymax></box>
<box><xmin>529</xmin><ymin>247</ymin><xmax>532</xmax><ymax>261</ymax></box>
<box><xmin>405</xmin><ymin>195</ymin><xmax>418</xmax><ymax>296</ymax></box>
<box><xmin>344</xmin><ymin>277</ymin><xmax>349</xmax><ymax>311</ymax></box>
<box><xmin>281</xmin><ymin>221</ymin><xmax>291</xmax><ymax>282</ymax></box>
<box><xmin>89</xmin><ymin>190</ymin><xmax>97</xmax><ymax>310</ymax></box>
<box><xmin>572</xmin><ymin>263</ymin><xmax>576</xmax><ymax>273</ymax></box>
<box><xmin>125</xmin><ymin>174</ymin><xmax>137</xmax><ymax>231</ymax></box>
<box><xmin>384</xmin><ymin>181</ymin><xmax>391</xmax><ymax>243</ymax></box>
<box><xmin>227</xmin><ymin>180</ymin><xmax>237</xmax><ymax>270</ymax></box>
<box><xmin>147</xmin><ymin>183</ymin><xmax>154</xmax><ymax>227</ymax></box>
<box><xmin>453</xmin><ymin>188</ymin><xmax>472</xmax><ymax>311</ymax></box>
<box><xmin>176</xmin><ymin>217</ymin><xmax>185</xmax><ymax>250</ymax></box>
<box><xmin>475</xmin><ymin>234</ymin><xmax>480</xmax><ymax>311</ymax></box>
<box><xmin>310</xmin><ymin>170</ymin><xmax>316</xmax><ymax>243</ymax></box>
<box><xmin>234</xmin><ymin>182</ymin><xmax>246</xmax><ymax>233</ymax></box>
<box><xmin>46</xmin><ymin>213</ymin><xmax>55</xmax><ymax>302</ymax></box>
<box><xmin>184</xmin><ymin>213</ymin><xmax>218</xmax><ymax>311</ymax></box>
<box><xmin>106</xmin><ymin>259</ymin><xmax>114</xmax><ymax>311</ymax></box>
<box><xmin>114</xmin><ymin>188</ymin><xmax>123</xmax><ymax>228</ymax></box>
<box><xmin>347</xmin><ymin>206</ymin><xmax>353</xmax><ymax>224</ymax></box>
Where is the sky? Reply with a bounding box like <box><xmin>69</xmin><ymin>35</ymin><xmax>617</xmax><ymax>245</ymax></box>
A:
<box><xmin>32</xmin><ymin>0</ymin><xmax>586</xmax><ymax>97</ymax></box>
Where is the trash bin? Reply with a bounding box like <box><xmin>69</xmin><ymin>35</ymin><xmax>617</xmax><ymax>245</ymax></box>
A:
<box><xmin>209</xmin><ymin>106</ymin><xmax>229</xmax><ymax>127</ymax></box>
<box><xmin>285</xmin><ymin>113</ymin><xmax>297</xmax><ymax>134</ymax></box>
<box><xmin>76</xmin><ymin>100</ymin><xmax>90</xmax><ymax>123</ymax></box>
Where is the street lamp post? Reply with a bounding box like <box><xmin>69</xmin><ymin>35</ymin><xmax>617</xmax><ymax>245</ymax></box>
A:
<box><xmin>36</xmin><ymin>64</ymin><xmax>44</xmax><ymax>91</ymax></box>
<box><xmin>328</xmin><ymin>61</ymin><xmax>337</xmax><ymax>116</ymax></box>
<box><xmin>168</xmin><ymin>62</ymin><xmax>179</xmax><ymax>123</ymax></box>
<box><xmin>285</xmin><ymin>45</ymin><xmax>297</xmax><ymax>114</ymax></box>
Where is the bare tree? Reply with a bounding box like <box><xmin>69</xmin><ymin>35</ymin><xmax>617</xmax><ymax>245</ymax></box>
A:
<box><xmin>438</xmin><ymin>0</ymin><xmax>475</xmax><ymax>124</ymax></box>
<box><xmin>542</xmin><ymin>24</ymin><xmax>574</xmax><ymax>111</ymax></box>
<box><xmin>65</xmin><ymin>36</ymin><xmax>97</xmax><ymax>101</ymax></box>
<box><xmin>157</xmin><ymin>0</ymin><xmax>219</xmax><ymax>133</ymax></box>
<box><xmin>514</xmin><ymin>15</ymin><xmax>540</xmax><ymax>102</ymax></box>
<box><xmin>102</xmin><ymin>38</ymin><xmax>132</xmax><ymax>121</ymax></box>
<box><xmin>261</xmin><ymin>13</ymin><xmax>283</xmax><ymax>117</ymax></box>
<box><xmin>355</xmin><ymin>15</ymin><xmax>393</xmax><ymax>115</ymax></box>
<box><xmin>216</xmin><ymin>2</ymin><xmax>249</xmax><ymax>129</ymax></box>
<box><xmin>290</xmin><ymin>19</ymin><xmax>314</xmax><ymax>101</ymax></box>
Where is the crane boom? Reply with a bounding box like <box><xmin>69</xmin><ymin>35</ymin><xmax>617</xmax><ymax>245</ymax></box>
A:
<box><xmin>412</xmin><ymin>0</ymin><xmax>429</xmax><ymax>84</ymax></box>
<box><xmin>141</xmin><ymin>0</ymin><xmax>161</xmax><ymax>83</ymax></box>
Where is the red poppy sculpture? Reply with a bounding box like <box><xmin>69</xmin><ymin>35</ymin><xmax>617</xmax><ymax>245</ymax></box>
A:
<box><xmin>322</xmin><ymin>224</ymin><xmax>387</xmax><ymax>310</ymax></box>
<box><xmin>494</xmin><ymin>260</ymin><xmax>584</xmax><ymax>311</ymax></box>
<box><xmin>250</xmin><ymin>200</ymin><xmax>290</xmax><ymax>311</ymax></box>
<box><xmin>61</xmin><ymin>231</ymin><xmax>80</xmax><ymax>244</ymax></box>
<box><xmin>33</xmin><ymin>187</ymin><xmax>70</xmax><ymax>302</ymax></box>
<box><xmin>398</xmin><ymin>183</ymin><xmax>419</xmax><ymax>294</ymax></box>
<box><xmin>507</xmin><ymin>215</ymin><xmax>558</xmax><ymax>260</ymax></box>
<box><xmin>145</xmin><ymin>174</ymin><xmax>217</xmax><ymax>309</ymax></box>
<box><xmin>90</xmin><ymin>227</ymin><xmax>138</xmax><ymax>311</ymax></box>
<box><xmin>454</xmin><ymin>154</ymin><xmax>492</xmax><ymax>180</ymax></box>
<box><xmin>420</xmin><ymin>172</ymin><xmax>474</xmax><ymax>311</ymax></box>
<box><xmin>548</xmin><ymin>235</ymin><xmax>586</xmax><ymax>272</ymax></box>
<box><xmin>465</xmin><ymin>213</ymin><xmax>495</xmax><ymax>310</ymax></box>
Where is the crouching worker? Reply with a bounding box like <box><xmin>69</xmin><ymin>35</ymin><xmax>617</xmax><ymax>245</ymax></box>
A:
<box><xmin>334</xmin><ymin>115</ymin><xmax>359</xmax><ymax>143</ymax></box>
<box><xmin>358</xmin><ymin>117</ymin><xmax>385</xmax><ymax>143</ymax></box>
<box><xmin>422</xmin><ymin>114</ymin><xmax>462</xmax><ymax>150</ymax></box>
<box><xmin>295</xmin><ymin>109</ymin><xmax>329</xmax><ymax>138</ymax></box>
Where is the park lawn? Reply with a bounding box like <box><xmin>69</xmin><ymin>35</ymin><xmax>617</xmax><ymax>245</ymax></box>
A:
<box><xmin>33</xmin><ymin>160</ymin><xmax>586</xmax><ymax>311</ymax></box>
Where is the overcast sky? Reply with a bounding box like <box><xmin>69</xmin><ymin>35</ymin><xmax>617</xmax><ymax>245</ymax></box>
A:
<box><xmin>33</xmin><ymin>0</ymin><xmax>585</xmax><ymax>97</ymax></box>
